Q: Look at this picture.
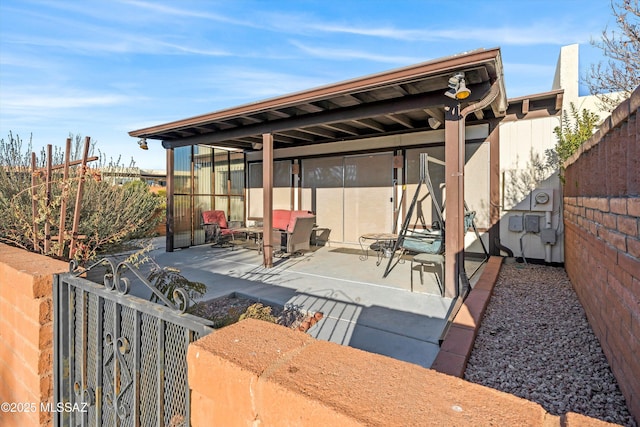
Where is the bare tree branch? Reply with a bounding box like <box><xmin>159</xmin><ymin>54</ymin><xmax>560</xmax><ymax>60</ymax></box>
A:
<box><xmin>584</xmin><ymin>0</ymin><xmax>640</xmax><ymax>111</ymax></box>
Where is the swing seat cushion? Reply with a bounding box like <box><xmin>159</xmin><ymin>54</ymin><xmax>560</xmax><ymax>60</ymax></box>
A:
<box><xmin>402</xmin><ymin>230</ymin><xmax>443</xmax><ymax>255</ymax></box>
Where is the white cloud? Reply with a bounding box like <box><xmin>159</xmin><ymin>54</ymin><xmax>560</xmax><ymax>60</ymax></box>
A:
<box><xmin>305</xmin><ymin>22</ymin><xmax>596</xmax><ymax>46</ymax></box>
<box><xmin>117</xmin><ymin>0</ymin><xmax>257</xmax><ymax>27</ymax></box>
<box><xmin>290</xmin><ymin>40</ymin><xmax>423</xmax><ymax>64</ymax></box>
<box><xmin>201</xmin><ymin>68</ymin><xmax>333</xmax><ymax>100</ymax></box>
<box><xmin>2</xmin><ymin>90</ymin><xmax>134</xmax><ymax>110</ymax></box>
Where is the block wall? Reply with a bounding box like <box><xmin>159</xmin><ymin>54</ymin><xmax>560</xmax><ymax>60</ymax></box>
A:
<box><xmin>563</xmin><ymin>87</ymin><xmax>639</xmax><ymax>421</ymax></box>
<box><xmin>0</xmin><ymin>244</ymin><xmax>67</xmax><ymax>427</ymax></box>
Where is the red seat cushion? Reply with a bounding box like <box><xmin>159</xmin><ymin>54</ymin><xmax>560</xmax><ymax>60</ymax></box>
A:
<box><xmin>202</xmin><ymin>210</ymin><xmax>228</xmax><ymax>229</ymax></box>
<box><xmin>272</xmin><ymin>210</ymin><xmax>291</xmax><ymax>230</ymax></box>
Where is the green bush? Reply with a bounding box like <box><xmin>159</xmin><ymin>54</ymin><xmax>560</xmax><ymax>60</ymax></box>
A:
<box><xmin>0</xmin><ymin>132</ymin><xmax>162</xmax><ymax>261</ymax></box>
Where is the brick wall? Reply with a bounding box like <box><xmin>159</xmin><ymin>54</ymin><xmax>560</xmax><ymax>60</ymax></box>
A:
<box><xmin>0</xmin><ymin>244</ymin><xmax>67</xmax><ymax>427</ymax></box>
<box><xmin>563</xmin><ymin>87</ymin><xmax>639</xmax><ymax>421</ymax></box>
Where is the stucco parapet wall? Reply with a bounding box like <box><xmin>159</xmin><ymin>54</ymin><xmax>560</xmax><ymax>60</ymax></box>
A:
<box><xmin>187</xmin><ymin>319</ymin><xmax>618</xmax><ymax>427</ymax></box>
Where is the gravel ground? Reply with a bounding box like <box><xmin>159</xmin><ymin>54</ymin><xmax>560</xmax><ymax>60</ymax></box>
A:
<box><xmin>464</xmin><ymin>262</ymin><xmax>636</xmax><ymax>427</ymax></box>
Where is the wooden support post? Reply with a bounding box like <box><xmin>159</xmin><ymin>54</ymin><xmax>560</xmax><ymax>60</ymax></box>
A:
<box><xmin>262</xmin><ymin>133</ymin><xmax>274</xmax><ymax>268</ymax></box>
<box><xmin>44</xmin><ymin>145</ymin><xmax>52</xmax><ymax>254</ymax></box>
<box><xmin>57</xmin><ymin>138</ymin><xmax>72</xmax><ymax>257</ymax></box>
<box><xmin>166</xmin><ymin>148</ymin><xmax>175</xmax><ymax>252</ymax></box>
<box><xmin>30</xmin><ymin>152</ymin><xmax>39</xmax><ymax>252</ymax></box>
<box><xmin>69</xmin><ymin>137</ymin><xmax>91</xmax><ymax>259</ymax></box>
<box><xmin>444</xmin><ymin>103</ymin><xmax>465</xmax><ymax>299</ymax></box>
<box><xmin>488</xmin><ymin>122</ymin><xmax>500</xmax><ymax>256</ymax></box>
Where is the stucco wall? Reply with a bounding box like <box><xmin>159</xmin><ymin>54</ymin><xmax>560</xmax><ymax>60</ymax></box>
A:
<box><xmin>187</xmin><ymin>318</ymin><xmax>618</xmax><ymax>426</ymax></box>
<box><xmin>563</xmin><ymin>87</ymin><xmax>639</xmax><ymax>421</ymax></box>
<box><xmin>498</xmin><ymin>116</ymin><xmax>564</xmax><ymax>262</ymax></box>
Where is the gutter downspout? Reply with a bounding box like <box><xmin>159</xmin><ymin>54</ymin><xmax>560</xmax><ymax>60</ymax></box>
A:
<box><xmin>461</xmin><ymin>81</ymin><xmax>500</xmax><ymax>119</ymax></box>
<box><xmin>445</xmin><ymin>81</ymin><xmax>500</xmax><ymax>298</ymax></box>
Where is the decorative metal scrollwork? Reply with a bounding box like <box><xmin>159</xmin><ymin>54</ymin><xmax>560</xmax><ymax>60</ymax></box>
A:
<box><xmin>69</xmin><ymin>258</ymin><xmax>190</xmax><ymax>313</ymax></box>
<box><xmin>104</xmin><ymin>333</ymin><xmax>132</xmax><ymax>420</ymax></box>
<box><xmin>73</xmin><ymin>382</ymin><xmax>95</xmax><ymax>407</ymax></box>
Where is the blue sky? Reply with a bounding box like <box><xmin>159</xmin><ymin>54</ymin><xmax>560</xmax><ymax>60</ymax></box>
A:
<box><xmin>0</xmin><ymin>0</ymin><xmax>615</xmax><ymax>170</ymax></box>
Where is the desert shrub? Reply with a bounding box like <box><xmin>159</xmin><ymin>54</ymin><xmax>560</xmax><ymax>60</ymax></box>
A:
<box><xmin>239</xmin><ymin>303</ymin><xmax>278</xmax><ymax>323</ymax></box>
<box><xmin>0</xmin><ymin>132</ymin><xmax>162</xmax><ymax>261</ymax></box>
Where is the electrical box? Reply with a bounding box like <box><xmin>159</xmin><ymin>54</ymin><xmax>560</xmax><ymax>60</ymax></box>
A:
<box><xmin>525</xmin><ymin>215</ymin><xmax>540</xmax><ymax>233</ymax></box>
<box><xmin>540</xmin><ymin>228</ymin><xmax>557</xmax><ymax>244</ymax></box>
<box><xmin>531</xmin><ymin>189</ymin><xmax>554</xmax><ymax>212</ymax></box>
<box><xmin>508</xmin><ymin>215</ymin><xmax>523</xmax><ymax>232</ymax></box>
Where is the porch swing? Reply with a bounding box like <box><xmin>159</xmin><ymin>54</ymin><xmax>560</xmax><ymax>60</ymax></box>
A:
<box><xmin>383</xmin><ymin>153</ymin><xmax>488</xmax><ymax>295</ymax></box>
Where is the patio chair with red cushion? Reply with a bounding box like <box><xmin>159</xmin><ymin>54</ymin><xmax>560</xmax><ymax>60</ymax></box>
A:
<box><xmin>273</xmin><ymin>214</ymin><xmax>316</xmax><ymax>257</ymax></box>
<box><xmin>201</xmin><ymin>210</ymin><xmax>237</xmax><ymax>246</ymax></box>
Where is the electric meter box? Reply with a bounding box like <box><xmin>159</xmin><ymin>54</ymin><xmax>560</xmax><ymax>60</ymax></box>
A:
<box><xmin>531</xmin><ymin>189</ymin><xmax>554</xmax><ymax>211</ymax></box>
<box><xmin>508</xmin><ymin>215</ymin><xmax>524</xmax><ymax>232</ymax></box>
<box><xmin>525</xmin><ymin>215</ymin><xmax>540</xmax><ymax>233</ymax></box>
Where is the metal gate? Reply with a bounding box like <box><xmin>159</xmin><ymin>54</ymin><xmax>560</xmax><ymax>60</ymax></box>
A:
<box><xmin>53</xmin><ymin>259</ymin><xmax>214</xmax><ymax>426</ymax></box>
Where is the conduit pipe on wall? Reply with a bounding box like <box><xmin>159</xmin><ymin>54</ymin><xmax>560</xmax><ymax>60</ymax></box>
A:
<box><xmin>545</xmin><ymin>211</ymin><xmax>552</xmax><ymax>263</ymax></box>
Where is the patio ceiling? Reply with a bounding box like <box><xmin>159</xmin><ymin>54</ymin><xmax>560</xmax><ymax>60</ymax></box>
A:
<box><xmin>129</xmin><ymin>48</ymin><xmax>509</xmax><ymax>151</ymax></box>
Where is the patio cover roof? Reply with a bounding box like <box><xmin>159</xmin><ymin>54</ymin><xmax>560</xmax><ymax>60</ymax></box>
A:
<box><xmin>131</xmin><ymin>47</ymin><xmax>524</xmax><ymax>298</ymax></box>
<box><xmin>129</xmin><ymin>48</ymin><xmax>509</xmax><ymax>150</ymax></box>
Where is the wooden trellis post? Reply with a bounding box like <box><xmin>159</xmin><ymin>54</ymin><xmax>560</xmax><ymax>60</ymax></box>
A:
<box><xmin>30</xmin><ymin>152</ymin><xmax>39</xmax><ymax>252</ymax></box>
<box><xmin>44</xmin><ymin>145</ymin><xmax>52</xmax><ymax>254</ymax></box>
<box><xmin>68</xmin><ymin>137</ymin><xmax>91</xmax><ymax>259</ymax></box>
<box><xmin>31</xmin><ymin>136</ymin><xmax>97</xmax><ymax>258</ymax></box>
<box><xmin>57</xmin><ymin>138</ymin><xmax>71</xmax><ymax>257</ymax></box>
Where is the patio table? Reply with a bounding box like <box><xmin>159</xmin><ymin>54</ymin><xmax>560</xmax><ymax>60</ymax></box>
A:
<box><xmin>232</xmin><ymin>227</ymin><xmax>264</xmax><ymax>254</ymax></box>
<box><xmin>359</xmin><ymin>233</ymin><xmax>398</xmax><ymax>266</ymax></box>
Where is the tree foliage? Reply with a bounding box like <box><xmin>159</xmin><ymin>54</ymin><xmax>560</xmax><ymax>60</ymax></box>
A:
<box><xmin>548</xmin><ymin>103</ymin><xmax>600</xmax><ymax>179</ymax></box>
<box><xmin>0</xmin><ymin>132</ymin><xmax>163</xmax><ymax>262</ymax></box>
<box><xmin>584</xmin><ymin>0</ymin><xmax>640</xmax><ymax>111</ymax></box>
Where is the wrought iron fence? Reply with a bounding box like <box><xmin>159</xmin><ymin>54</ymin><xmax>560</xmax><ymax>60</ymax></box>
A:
<box><xmin>53</xmin><ymin>259</ymin><xmax>214</xmax><ymax>427</ymax></box>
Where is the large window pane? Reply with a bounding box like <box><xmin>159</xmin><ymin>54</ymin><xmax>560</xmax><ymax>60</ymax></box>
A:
<box><xmin>173</xmin><ymin>195</ymin><xmax>192</xmax><ymax>248</ymax></box>
<box><xmin>405</xmin><ymin>142</ymin><xmax>488</xmax><ymax>233</ymax></box>
<box><xmin>194</xmin><ymin>146</ymin><xmax>213</xmax><ymax>195</ymax></box>
<box><xmin>247</xmin><ymin>160</ymin><xmax>292</xmax><ymax>217</ymax></box>
<box><xmin>405</xmin><ymin>146</ymin><xmax>446</xmax><ymax>229</ymax></box>
<box><xmin>230</xmin><ymin>152</ymin><xmax>244</xmax><ymax>194</ymax></box>
<box><xmin>302</xmin><ymin>156</ymin><xmax>344</xmax><ymax>242</ymax></box>
<box><xmin>214</xmin><ymin>149</ymin><xmax>229</xmax><ymax>194</ymax></box>
<box><xmin>344</xmin><ymin>153</ymin><xmax>393</xmax><ymax>242</ymax></box>
<box><xmin>174</xmin><ymin>146</ymin><xmax>192</xmax><ymax>194</ymax></box>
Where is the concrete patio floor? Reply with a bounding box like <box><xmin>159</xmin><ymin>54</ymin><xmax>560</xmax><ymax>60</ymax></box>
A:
<box><xmin>137</xmin><ymin>238</ymin><xmax>486</xmax><ymax>369</ymax></box>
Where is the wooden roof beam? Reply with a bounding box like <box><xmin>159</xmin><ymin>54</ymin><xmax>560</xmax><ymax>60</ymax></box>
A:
<box><xmin>161</xmin><ymin>87</ymin><xmax>491</xmax><ymax>148</ymax></box>
<box><xmin>555</xmin><ymin>92</ymin><xmax>563</xmax><ymax>111</ymax></box>
<box><xmin>321</xmin><ymin>122</ymin><xmax>360</xmax><ymax>136</ymax></box>
<box><xmin>352</xmin><ymin>118</ymin><xmax>386</xmax><ymax>133</ymax></box>
<box><xmin>297</xmin><ymin>127</ymin><xmax>336</xmax><ymax>139</ymax></box>
<box><xmin>266</xmin><ymin>110</ymin><xmax>291</xmax><ymax>119</ymax></box>
<box><xmin>276</xmin><ymin>130</ymin><xmax>315</xmax><ymax>142</ymax></box>
<box><xmin>386</xmin><ymin>114</ymin><xmax>414</xmax><ymax>129</ymax></box>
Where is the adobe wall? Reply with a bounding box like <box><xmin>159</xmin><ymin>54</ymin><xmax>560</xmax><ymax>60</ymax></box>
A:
<box><xmin>188</xmin><ymin>319</ymin><xmax>618</xmax><ymax>427</ymax></box>
<box><xmin>0</xmin><ymin>243</ymin><xmax>67</xmax><ymax>427</ymax></box>
<box><xmin>563</xmin><ymin>87</ymin><xmax>639</xmax><ymax>421</ymax></box>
